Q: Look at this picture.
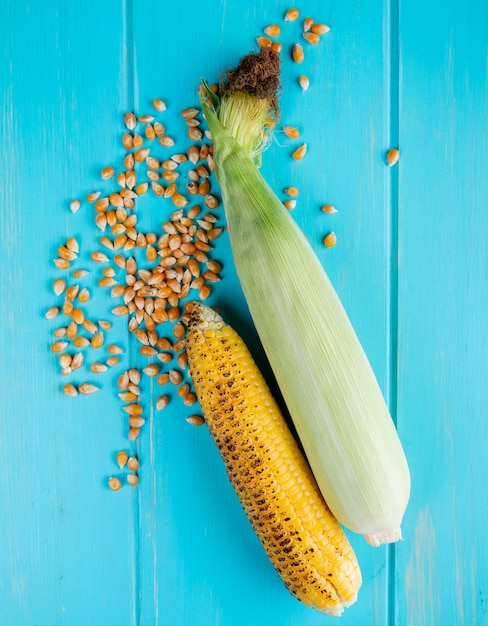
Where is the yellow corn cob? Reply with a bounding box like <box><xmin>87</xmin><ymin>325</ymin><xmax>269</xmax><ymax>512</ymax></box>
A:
<box><xmin>186</xmin><ymin>302</ymin><xmax>362</xmax><ymax>615</ymax></box>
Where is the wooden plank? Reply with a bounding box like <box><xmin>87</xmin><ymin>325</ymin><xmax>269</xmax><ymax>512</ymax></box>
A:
<box><xmin>0</xmin><ymin>1</ymin><xmax>137</xmax><ymax>624</ymax></box>
<box><xmin>131</xmin><ymin>1</ymin><xmax>394</xmax><ymax>624</ymax></box>
<box><xmin>395</xmin><ymin>0</ymin><xmax>488</xmax><ymax>624</ymax></box>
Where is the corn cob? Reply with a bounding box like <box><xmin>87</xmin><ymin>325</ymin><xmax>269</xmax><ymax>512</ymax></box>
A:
<box><xmin>186</xmin><ymin>302</ymin><xmax>362</xmax><ymax>615</ymax></box>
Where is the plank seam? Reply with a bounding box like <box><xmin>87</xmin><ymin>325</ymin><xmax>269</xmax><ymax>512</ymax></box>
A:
<box><xmin>387</xmin><ymin>0</ymin><xmax>400</xmax><ymax>622</ymax></box>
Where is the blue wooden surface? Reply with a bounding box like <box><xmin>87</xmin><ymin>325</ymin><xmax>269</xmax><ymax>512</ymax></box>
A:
<box><xmin>1</xmin><ymin>1</ymin><xmax>486</xmax><ymax>625</ymax></box>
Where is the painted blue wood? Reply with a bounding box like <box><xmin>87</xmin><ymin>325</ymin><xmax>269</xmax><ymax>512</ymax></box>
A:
<box><xmin>1</xmin><ymin>0</ymin><xmax>486</xmax><ymax>624</ymax></box>
<box><xmin>395</xmin><ymin>1</ymin><xmax>488</xmax><ymax>625</ymax></box>
<box><xmin>0</xmin><ymin>2</ymin><xmax>138</xmax><ymax>625</ymax></box>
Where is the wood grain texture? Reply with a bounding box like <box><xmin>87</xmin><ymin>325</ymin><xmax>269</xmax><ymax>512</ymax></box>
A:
<box><xmin>0</xmin><ymin>0</ymin><xmax>486</xmax><ymax>624</ymax></box>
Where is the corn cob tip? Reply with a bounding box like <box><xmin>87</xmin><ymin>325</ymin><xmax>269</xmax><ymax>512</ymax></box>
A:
<box><xmin>188</xmin><ymin>301</ymin><xmax>224</xmax><ymax>331</ymax></box>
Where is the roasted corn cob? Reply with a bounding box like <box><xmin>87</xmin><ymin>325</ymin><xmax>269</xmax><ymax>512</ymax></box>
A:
<box><xmin>186</xmin><ymin>302</ymin><xmax>362</xmax><ymax>615</ymax></box>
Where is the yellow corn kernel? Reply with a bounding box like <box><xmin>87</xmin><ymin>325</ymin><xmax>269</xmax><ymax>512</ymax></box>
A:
<box><xmin>186</xmin><ymin>303</ymin><xmax>361</xmax><ymax>615</ymax></box>
<box><xmin>292</xmin><ymin>43</ymin><xmax>304</xmax><ymax>63</ymax></box>
<box><xmin>284</xmin><ymin>8</ymin><xmax>299</xmax><ymax>21</ymax></box>
<box><xmin>263</xmin><ymin>24</ymin><xmax>280</xmax><ymax>37</ymax></box>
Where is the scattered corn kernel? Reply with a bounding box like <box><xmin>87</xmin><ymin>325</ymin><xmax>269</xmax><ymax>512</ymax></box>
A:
<box><xmin>108</xmin><ymin>476</ymin><xmax>122</xmax><ymax>491</ymax></box>
<box><xmin>292</xmin><ymin>43</ymin><xmax>304</xmax><ymax>63</ymax></box>
<box><xmin>323</xmin><ymin>232</ymin><xmax>337</xmax><ymax>248</ymax></box>
<box><xmin>312</xmin><ymin>23</ymin><xmax>330</xmax><ymax>34</ymax></box>
<box><xmin>386</xmin><ymin>148</ymin><xmax>400</xmax><ymax>166</ymax></box>
<box><xmin>117</xmin><ymin>451</ymin><xmax>129</xmax><ymax>468</ymax></box>
<box><xmin>264</xmin><ymin>24</ymin><xmax>280</xmax><ymax>37</ymax></box>
<box><xmin>303</xmin><ymin>32</ymin><xmax>320</xmax><ymax>45</ymax></box>
<box><xmin>284</xmin><ymin>8</ymin><xmax>299</xmax><ymax>21</ymax></box>
<box><xmin>292</xmin><ymin>143</ymin><xmax>307</xmax><ymax>160</ymax></box>
<box><xmin>321</xmin><ymin>204</ymin><xmax>338</xmax><ymax>214</ymax></box>
<box><xmin>283</xmin><ymin>125</ymin><xmax>300</xmax><ymax>139</ymax></box>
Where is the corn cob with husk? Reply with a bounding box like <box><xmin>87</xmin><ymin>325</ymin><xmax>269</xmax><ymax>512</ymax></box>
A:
<box><xmin>199</xmin><ymin>48</ymin><xmax>410</xmax><ymax>546</ymax></box>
